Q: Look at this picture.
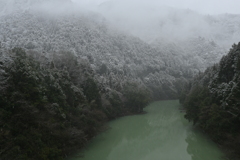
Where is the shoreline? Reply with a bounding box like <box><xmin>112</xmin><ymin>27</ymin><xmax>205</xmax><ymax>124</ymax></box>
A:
<box><xmin>65</xmin><ymin>110</ymin><xmax>148</xmax><ymax>159</ymax></box>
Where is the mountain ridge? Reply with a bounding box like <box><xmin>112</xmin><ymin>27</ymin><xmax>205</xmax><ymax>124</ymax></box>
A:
<box><xmin>97</xmin><ymin>0</ymin><xmax>240</xmax><ymax>47</ymax></box>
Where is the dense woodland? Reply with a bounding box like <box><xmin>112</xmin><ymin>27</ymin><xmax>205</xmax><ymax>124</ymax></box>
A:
<box><xmin>0</xmin><ymin>48</ymin><xmax>150</xmax><ymax>159</ymax></box>
<box><xmin>181</xmin><ymin>43</ymin><xmax>240</xmax><ymax>159</ymax></box>
<box><xmin>0</xmin><ymin>0</ymin><xmax>240</xmax><ymax>159</ymax></box>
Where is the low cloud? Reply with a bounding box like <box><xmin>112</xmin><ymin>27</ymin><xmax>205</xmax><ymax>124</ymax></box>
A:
<box><xmin>72</xmin><ymin>0</ymin><xmax>240</xmax><ymax>15</ymax></box>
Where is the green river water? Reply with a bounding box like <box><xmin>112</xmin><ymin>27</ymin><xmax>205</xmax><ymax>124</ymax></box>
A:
<box><xmin>70</xmin><ymin>100</ymin><xmax>225</xmax><ymax>160</ymax></box>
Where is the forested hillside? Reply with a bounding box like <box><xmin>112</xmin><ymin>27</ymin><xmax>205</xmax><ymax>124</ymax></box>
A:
<box><xmin>0</xmin><ymin>0</ymin><xmax>239</xmax><ymax>159</ymax></box>
<box><xmin>0</xmin><ymin>48</ymin><xmax>151</xmax><ymax>159</ymax></box>
<box><xmin>0</xmin><ymin>1</ymin><xmax>228</xmax><ymax>100</ymax></box>
<box><xmin>0</xmin><ymin>10</ymin><xmax>182</xmax><ymax>99</ymax></box>
<box><xmin>181</xmin><ymin>43</ymin><xmax>240</xmax><ymax>159</ymax></box>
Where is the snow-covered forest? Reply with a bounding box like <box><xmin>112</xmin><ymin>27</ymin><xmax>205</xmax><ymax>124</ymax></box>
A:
<box><xmin>181</xmin><ymin>43</ymin><xmax>240</xmax><ymax>159</ymax></box>
<box><xmin>0</xmin><ymin>0</ymin><xmax>240</xmax><ymax>159</ymax></box>
<box><xmin>0</xmin><ymin>0</ymin><xmax>233</xmax><ymax>99</ymax></box>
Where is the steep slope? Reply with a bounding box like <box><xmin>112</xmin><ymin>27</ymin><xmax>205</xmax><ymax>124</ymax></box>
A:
<box><xmin>0</xmin><ymin>48</ymin><xmax>151</xmax><ymax>159</ymax></box>
<box><xmin>0</xmin><ymin>2</ymin><xmax>192</xmax><ymax>159</ymax></box>
<box><xmin>181</xmin><ymin>43</ymin><xmax>240</xmax><ymax>159</ymax></box>
<box><xmin>0</xmin><ymin>2</ymin><xmax>195</xmax><ymax>99</ymax></box>
<box><xmin>97</xmin><ymin>0</ymin><xmax>232</xmax><ymax>77</ymax></box>
<box><xmin>0</xmin><ymin>1</ymin><xmax>229</xmax><ymax>100</ymax></box>
<box><xmin>0</xmin><ymin>0</ymin><xmax>237</xmax><ymax>159</ymax></box>
<box><xmin>151</xmin><ymin>37</ymin><xmax>225</xmax><ymax>74</ymax></box>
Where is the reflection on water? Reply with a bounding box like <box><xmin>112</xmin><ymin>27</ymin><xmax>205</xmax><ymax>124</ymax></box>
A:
<box><xmin>185</xmin><ymin>128</ymin><xmax>224</xmax><ymax>160</ymax></box>
<box><xmin>69</xmin><ymin>100</ymin><xmax>224</xmax><ymax>160</ymax></box>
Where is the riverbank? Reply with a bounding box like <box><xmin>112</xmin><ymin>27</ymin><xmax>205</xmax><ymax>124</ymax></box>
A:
<box><xmin>0</xmin><ymin>49</ymin><xmax>152</xmax><ymax>160</ymax></box>
<box><xmin>65</xmin><ymin>109</ymin><xmax>148</xmax><ymax>158</ymax></box>
<box><xmin>180</xmin><ymin>43</ymin><xmax>240</xmax><ymax>160</ymax></box>
<box><xmin>68</xmin><ymin>100</ymin><xmax>224</xmax><ymax>160</ymax></box>
<box><xmin>188</xmin><ymin>125</ymin><xmax>237</xmax><ymax>160</ymax></box>
<box><xmin>206</xmin><ymin>129</ymin><xmax>240</xmax><ymax>160</ymax></box>
<box><xmin>182</xmin><ymin>111</ymin><xmax>240</xmax><ymax>160</ymax></box>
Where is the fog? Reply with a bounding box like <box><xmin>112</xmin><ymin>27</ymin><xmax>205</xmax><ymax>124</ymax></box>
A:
<box><xmin>1</xmin><ymin>1</ymin><xmax>240</xmax><ymax>160</ymax></box>
<box><xmin>70</xmin><ymin>0</ymin><xmax>240</xmax><ymax>46</ymax></box>
<box><xmin>1</xmin><ymin>0</ymin><xmax>240</xmax><ymax>47</ymax></box>
<box><xmin>72</xmin><ymin>0</ymin><xmax>240</xmax><ymax>15</ymax></box>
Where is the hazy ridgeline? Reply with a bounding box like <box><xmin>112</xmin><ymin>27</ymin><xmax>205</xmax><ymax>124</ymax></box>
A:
<box><xmin>0</xmin><ymin>0</ymin><xmax>240</xmax><ymax>159</ymax></box>
<box><xmin>0</xmin><ymin>0</ymin><xmax>234</xmax><ymax>99</ymax></box>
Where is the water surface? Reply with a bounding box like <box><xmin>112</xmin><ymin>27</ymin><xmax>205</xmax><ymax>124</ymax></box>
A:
<box><xmin>70</xmin><ymin>100</ymin><xmax>224</xmax><ymax>160</ymax></box>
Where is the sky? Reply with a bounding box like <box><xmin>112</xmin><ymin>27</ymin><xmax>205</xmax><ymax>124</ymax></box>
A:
<box><xmin>71</xmin><ymin>0</ymin><xmax>240</xmax><ymax>15</ymax></box>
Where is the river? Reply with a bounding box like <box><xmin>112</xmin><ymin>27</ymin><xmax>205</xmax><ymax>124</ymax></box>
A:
<box><xmin>69</xmin><ymin>100</ymin><xmax>224</xmax><ymax>160</ymax></box>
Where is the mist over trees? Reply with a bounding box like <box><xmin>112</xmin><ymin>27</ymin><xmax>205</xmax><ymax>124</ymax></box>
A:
<box><xmin>0</xmin><ymin>0</ymin><xmax>231</xmax><ymax>99</ymax></box>
<box><xmin>0</xmin><ymin>47</ymin><xmax>152</xmax><ymax>159</ymax></box>
<box><xmin>181</xmin><ymin>43</ymin><xmax>240</xmax><ymax>159</ymax></box>
<box><xmin>0</xmin><ymin>0</ymin><xmax>240</xmax><ymax>159</ymax></box>
<box><xmin>97</xmin><ymin>0</ymin><xmax>240</xmax><ymax>46</ymax></box>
